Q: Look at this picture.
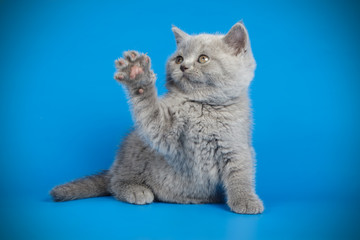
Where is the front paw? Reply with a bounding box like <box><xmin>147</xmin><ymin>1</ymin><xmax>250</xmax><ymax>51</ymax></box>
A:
<box><xmin>114</xmin><ymin>50</ymin><xmax>155</xmax><ymax>87</ymax></box>
<box><xmin>228</xmin><ymin>194</ymin><xmax>264</xmax><ymax>214</ymax></box>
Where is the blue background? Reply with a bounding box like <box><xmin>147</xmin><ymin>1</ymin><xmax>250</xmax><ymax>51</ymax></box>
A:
<box><xmin>1</xmin><ymin>0</ymin><xmax>359</xmax><ymax>239</ymax></box>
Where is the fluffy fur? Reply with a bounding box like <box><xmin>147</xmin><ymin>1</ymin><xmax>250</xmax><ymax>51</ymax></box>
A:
<box><xmin>50</xmin><ymin>22</ymin><xmax>264</xmax><ymax>214</ymax></box>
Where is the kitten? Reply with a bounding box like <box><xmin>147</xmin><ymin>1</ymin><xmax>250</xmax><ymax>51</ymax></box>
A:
<box><xmin>50</xmin><ymin>21</ymin><xmax>264</xmax><ymax>214</ymax></box>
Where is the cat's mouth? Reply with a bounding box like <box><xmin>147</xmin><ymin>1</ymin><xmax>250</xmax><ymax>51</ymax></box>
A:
<box><xmin>181</xmin><ymin>75</ymin><xmax>189</xmax><ymax>81</ymax></box>
<box><xmin>181</xmin><ymin>74</ymin><xmax>204</xmax><ymax>85</ymax></box>
<box><xmin>180</xmin><ymin>74</ymin><xmax>192</xmax><ymax>83</ymax></box>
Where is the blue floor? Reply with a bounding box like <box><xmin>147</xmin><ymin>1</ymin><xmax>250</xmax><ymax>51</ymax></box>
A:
<box><xmin>2</xmin><ymin>195</ymin><xmax>359</xmax><ymax>240</ymax></box>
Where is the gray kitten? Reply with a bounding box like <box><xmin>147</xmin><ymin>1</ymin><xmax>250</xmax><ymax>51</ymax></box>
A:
<box><xmin>50</xmin><ymin>21</ymin><xmax>264</xmax><ymax>214</ymax></box>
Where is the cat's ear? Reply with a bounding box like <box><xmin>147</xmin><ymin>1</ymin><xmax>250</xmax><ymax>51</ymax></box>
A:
<box><xmin>223</xmin><ymin>21</ymin><xmax>248</xmax><ymax>55</ymax></box>
<box><xmin>172</xmin><ymin>25</ymin><xmax>190</xmax><ymax>45</ymax></box>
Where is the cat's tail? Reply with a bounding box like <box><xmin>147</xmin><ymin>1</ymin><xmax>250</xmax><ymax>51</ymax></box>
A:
<box><xmin>50</xmin><ymin>170</ymin><xmax>110</xmax><ymax>202</ymax></box>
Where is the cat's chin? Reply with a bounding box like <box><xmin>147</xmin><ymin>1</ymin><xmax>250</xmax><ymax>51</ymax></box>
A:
<box><xmin>182</xmin><ymin>75</ymin><xmax>208</xmax><ymax>86</ymax></box>
<box><xmin>180</xmin><ymin>76</ymin><xmax>188</xmax><ymax>82</ymax></box>
<box><xmin>175</xmin><ymin>76</ymin><xmax>203</xmax><ymax>90</ymax></box>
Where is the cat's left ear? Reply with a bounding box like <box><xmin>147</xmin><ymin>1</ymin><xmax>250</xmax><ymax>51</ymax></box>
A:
<box><xmin>223</xmin><ymin>21</ymin><xmax>249</xmax><ymax>55</ymax></box>
<box><xmin>172</xmin><ymin>25</ymin><xmax>190</xmax><ymax>45</ymax></box>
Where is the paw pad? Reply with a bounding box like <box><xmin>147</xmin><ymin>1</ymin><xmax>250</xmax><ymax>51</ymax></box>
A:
<box><xmin>114</xmin><ymin>50</ymin><xmax>154</xmax><ymax>85</ymax></box>
<box><xmin>130</xmin><ymin>65</ymin><xmax>144</xmax><ymax>79</ymax></box>
<box><xmin>114</xmin><ymin>72</ymin><xmax>125</xmax><ymax>80</ymax></box>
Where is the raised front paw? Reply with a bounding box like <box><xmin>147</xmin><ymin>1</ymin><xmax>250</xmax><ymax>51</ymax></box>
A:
<box><xmin>114</xmin><ymin>50</ymin><xmax>155</xmax><ymax>88</ymax></box>
<box><xmin>228</xmin><ymin>194</ymin><xmax>264</xmax><ymax>214</ymax></box>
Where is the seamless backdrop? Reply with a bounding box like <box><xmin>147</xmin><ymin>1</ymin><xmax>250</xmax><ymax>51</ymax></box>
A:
<box><xmin>1</xmin><ymin>0</ymin><xmax>359</xmax><ymax>239</ymax></box>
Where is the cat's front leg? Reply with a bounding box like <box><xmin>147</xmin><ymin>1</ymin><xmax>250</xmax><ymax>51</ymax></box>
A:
<box><xmin>222</xmin><ymin>150</ymin><xmax>264</xmax><ymax>214</ymax></box>
<box><xmin>114</xmin><ymin>51</ymin><xmax>180</xmax><ymax>155</ymax></box>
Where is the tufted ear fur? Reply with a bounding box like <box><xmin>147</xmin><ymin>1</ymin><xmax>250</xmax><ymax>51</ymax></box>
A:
<box><xmin>171</xmin><ymin>25</ymin><xmax>190</xmax><ymax>45</ymax></box>
<box><xmin>223</xmin><ymin>21</ymin><xmax>248</xmax><ymax>55</ymax></box>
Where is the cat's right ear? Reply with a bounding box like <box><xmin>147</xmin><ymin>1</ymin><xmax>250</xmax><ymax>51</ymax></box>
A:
<box><xmin>223</xmin><ymin>21</ymin><xmax>249</xmax><ymax>55</ymax></box>
<box><xmin>171</xmin><ymin>25</ymin><xmax>190</xmax><ymax>45</ymax></box>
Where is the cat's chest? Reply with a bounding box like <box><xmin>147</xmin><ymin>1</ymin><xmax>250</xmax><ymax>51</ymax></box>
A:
<box><xmin>184</xmin><ymin>103</ymin><xmax>232</xmax><ymax>139</ymax></box>
<box><xmin>180</xmin><ymin>103</ymin><xmax>233</xmax><ymax>167</ymax></box>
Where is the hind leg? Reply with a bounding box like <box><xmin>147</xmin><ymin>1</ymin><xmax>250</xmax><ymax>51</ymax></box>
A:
<box><xmin>110</xmin><ymin>181</ymin><xmax>154</xmax><ymax>205</ymax></box>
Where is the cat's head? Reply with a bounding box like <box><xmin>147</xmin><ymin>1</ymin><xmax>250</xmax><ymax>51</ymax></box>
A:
<box><xmin>166</xmin><ymin>21</ymin><xmax>256</xmax><ymax>104</ymax></box>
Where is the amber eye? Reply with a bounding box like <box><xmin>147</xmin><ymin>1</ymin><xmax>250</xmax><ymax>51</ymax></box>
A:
<box><xmin>198</xmin><ymin>55</ymin><xmax>209</xmax><ymax>63</ymax></box>
<box><xmin>175</xmin><ymin>56</ymin><xmax>184</xmax><ymax>64</ymax></box>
